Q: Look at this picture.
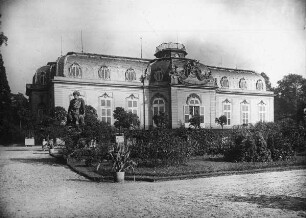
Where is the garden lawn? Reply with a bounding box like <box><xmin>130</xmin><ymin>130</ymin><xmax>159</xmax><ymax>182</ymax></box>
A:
<box><xmin>68</xmin><ymin>155</ymin><xmax>306</xmax><ymax>182</ymax></box>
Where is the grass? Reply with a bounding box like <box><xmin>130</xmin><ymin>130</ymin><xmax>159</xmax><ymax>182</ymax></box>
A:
<box><xmin>68</xmin><ymin>154</ymin><xmax>306</xmax><ymax>182</ymax></box>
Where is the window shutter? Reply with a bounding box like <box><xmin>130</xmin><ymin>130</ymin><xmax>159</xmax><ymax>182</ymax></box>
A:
<box><xmin>184</xmin><ymin>105</ymin><xmax>189</xmax><ymax>123</ymax></box>
<box><xmin>200</xmin><ymin>106</ymin><xmax>204</xmax><ymax>123</ymax></box>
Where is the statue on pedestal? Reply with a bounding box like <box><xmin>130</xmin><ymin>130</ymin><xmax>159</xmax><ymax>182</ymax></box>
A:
<box><xmin>67</xmin><ymin>91</ymin><xmax>85</xmax><ymax>128</ymax></box>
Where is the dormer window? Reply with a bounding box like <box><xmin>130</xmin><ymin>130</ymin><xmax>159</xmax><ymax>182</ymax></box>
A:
<box><xmin>98</xmin><ymin>66</ymin><xmax>110</xmax><ymax>80</ymax></box>
<box><xmin>153</xmin><ymin>69</ymin><xmax>163</xmax><ymax>82</ymax></box>
<box><xmin>69</xmin><ymin>63</ymin><xmax>82</xmax><ymax>78</ymax></box>
<box><xmin>239</xmin><ymin>78</ymin><xmax>247</xmax><ymax>89</ymax></box>
<box><xmin>220</xmin><ymin>76</ymin><xmax>229</xmax><ymax>88</ymax></box>
<box><xmin>256</xmin><ymin>80</ymin><xmax>264</xmax><ymax>91</ymax></box>
<box><xmin>125</xmin><ymin>68</ymin><xmax>136</xmax><ymax>81</ymax></box>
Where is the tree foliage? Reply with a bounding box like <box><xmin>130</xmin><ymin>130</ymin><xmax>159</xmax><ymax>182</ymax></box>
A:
<box><xmin>152</xmin><ymin>112</ymin><xmax>170</xmax><ymax>128</ymax></box>
<box><xmin>260</xmin><ymin>72</ymin><xmax>272</xmax><ymax>91</ymax></box>
<box><xmin>189</xmin><ymin>114</ymin><xmax>201</xmax><ymax>129</ymax></box>
<box><xmin>215</xmin><ymin>115</ymin><xmax>227</xmax><ymax>129</ymax></box>
<box><xmin>113</xmin><ymin>107</ymin><xmax>140</xmax><ymax>133</ymax></box>
<box><xmin>274</xmin><ymin>74</ymin><xmax>306</xmax><ymax>124</ymax></box>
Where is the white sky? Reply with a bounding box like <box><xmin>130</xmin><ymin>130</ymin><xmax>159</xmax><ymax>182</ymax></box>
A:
<box><xmin>1</xmin><ymin>0</ymin><xmax>305</xmax><ymax>94</ymax></box>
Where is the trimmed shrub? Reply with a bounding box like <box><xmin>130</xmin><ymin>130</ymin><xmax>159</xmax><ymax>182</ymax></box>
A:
<box><xmin>223</xmin><ymin>129</ymin><xmax>272</xmax><ymax>162</ymax></box>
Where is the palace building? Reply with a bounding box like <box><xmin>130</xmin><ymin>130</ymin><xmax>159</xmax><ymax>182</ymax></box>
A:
<box><xmin>26</xmin><ymin>42</ymin><xmax>274</xmax><ymax>129</ymax></box>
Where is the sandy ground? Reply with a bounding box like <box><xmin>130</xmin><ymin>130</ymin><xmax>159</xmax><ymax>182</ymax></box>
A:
<box><xmin>0</xmin><ymin>145</ymin><xmax>306</xmax><ymax>218</ymax></box>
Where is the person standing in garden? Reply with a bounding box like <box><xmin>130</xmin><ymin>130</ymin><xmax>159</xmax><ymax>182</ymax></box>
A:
<box><xmin>67</xmin><ymin>91</ymin><xmax>85</xmax><ymax>127</ymax></box>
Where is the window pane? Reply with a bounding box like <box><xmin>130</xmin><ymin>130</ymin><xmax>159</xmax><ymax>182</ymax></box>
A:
<box><xmin>159</xmin><ymin>100</ymin><xmax>164</xmax><ymax>104</ymax></box>
<box><xmin>185</xmin><ymin>115</ymin><xmax>189</xmax><ymax>123</ymax></box>
<box><xmin>153</xmin><ymin>100</ymin><xmax>158</xmax><ymax>104</ymax></box>
<box><xmin>107</xmin><ymin>100</ymin><xmax>111</xmax><ymax>107</ymax></box>
<box><xmin>101</xmin><ymin>100</ymin><xmax>105</xmax><ymax>106</ymax></box>
<box><xmin>189</xmin><ymin>106</ymin><xmax>193</xmax><ymax>115</ymax></box>
<box><xmin>102</xmin><ymin>117</ymin><xmax>106</xmax><ymax>122</ymax></box>
<box><xmin>195</xmin><ymin>100</ymin><xmax>199</xmax><ymax>104</ymax></box>
<box><xmin>133</xmin><ymin>101</ymin><xmax>137</xmax><ymax>107</ymax></box>
<box><xmin>107</xmin><ymin>117</ymin><xmax>111</xmax><ymax>124</ymax></box>
<box><xmin>160</xmin><ymin>107</ymin><xmax>164</xmax><ymax>113</ymax></box>
<box><xmin>102</xmin><ymin>109</ymin><xmax>106</xmax><ymax>116</ymax></box>
<box><xmin>107</xmin><ymin>109</ymin><xmax>111</xmax><ymax>116</ymax></box>
<box><xmin>194</xmin><ymin>106</ymin><xmax>199</xmax><ymax>115</ymax></box>
<box><xmin>128</xmin><ymin>101</ymin><xmax>132</xmax><ymax>107</ymax></box>
<box><xmin>200</xmin><ymin>115</ymin><xmax>204</xmax><ymax>123</ymax></box>
<box><xmin>154</xmin><ymin>107</ymin><xmax>158</xmax><ymax>115</ymax></box>
<box><xmin>190</xmin><ymin>100</ymin><xmax>194</xmax><ymax>104</ymax></box>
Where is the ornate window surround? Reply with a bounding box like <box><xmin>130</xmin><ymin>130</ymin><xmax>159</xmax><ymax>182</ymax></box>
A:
<box><xmin>256</xmin><ymin>79</ymin><xmax>264</xmax><ymax>91</ymax></box>
<box><xmin>126</xmin><ymin>94</ymin><xmax>139</xmax><ymax>116</ymax></box>
<box><xmin>99</xmin><ymin>92</ymin><xmax>113</xmax><ymax>124</ymax></box>
<box><xmin>222</xmin><ymin>99</ymin><xmax>231</xmax><ymax>126</ymax></box>
<box><xmin>258</xmin><ymin>100</ymin><xmax>267</xmax><ymax>122</ymax></box>
<box><xmin>125</xmin><ymin>68</ymin><xmax>136</xmax><ymax>81</ymax></box>
<box><xmin>184</xmin><ymin>95</ymin><xmax>204</xmax><ymax>128</ymax></box>
<box><xmin>98</xmin><ymin>65</ymin><xmax>110</xmax><ymax>80</ymax></box>
<box><xmin>240</xmin><ymin>99</ymin><xmax>250</xmax><ymax>125</ymax></box>
<box><xmin>69</xmin><ymin>62</ymin><xmax>82</xmax><ymax>78</ymax></box>
<box><xmin>220</xmin><ymin>76</ymin><xmax>229</xmax><ymax>88</ymax></box>
<box><xmin>239</xmin><ymin>78</ymin><xmax>247</xmax><ymax>89</ymax></box>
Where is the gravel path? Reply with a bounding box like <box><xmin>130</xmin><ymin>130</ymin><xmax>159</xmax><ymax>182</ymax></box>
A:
<box><xmin>0</xmin><ymin>146</ymin><xmax>306</xmax><ymax>218</ymax></box>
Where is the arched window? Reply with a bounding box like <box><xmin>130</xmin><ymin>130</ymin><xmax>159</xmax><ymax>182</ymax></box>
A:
<box><xmin>40</xmin><ymin>72</ymin><xmax>46</xmax><ymax>85</ymax></box>
<box><xmin>220</xmin><ymin>76</ymin><xmax>229</xmax><ymax>88</ymax></box>
<box><xmin>222</xmin><ymin>99</ymin><xmax>231</xmax><ymax>125</ymax></box>
<box><xmin>153</xmin><ymin>98</ymin><xmax>165</xmax><ymax>115</ymax></box>
<box><xmin>98</xmin><ymin>66</ymin><xmax>110</xmax><ymax>80</ymax></box>
<box><xmin>125</xmin><ymin>68</ymin><xmax>136</xmax><ymax>81</ymax></box>
<box><xmin>258</xmin><ymin>100</ymin><xmax>266</xmax><ymax>122</ymax></box>
<box><xmin>153</xmin><ymin>69</ymin><xmax>163</xmax><ymax>82</ymax></box>
<box><xmin>69</xmin><ymin>63</ymin><xmax>82</xmax><ymax>78</ymax></box>
<box><xmin>184</xmin><ymin>96</ymin><xmax>204</xmax><ymax>127</ymax></box>
<box><xmin>256</xmin><ymin>80</ymin><xmax>264</xmax><ymax>91</ymax></box>
<box><xmin>241</xmin><ymin>100</ymin><xmax>249</xmax><ymax>125</ymax></box>
<box><xmin>239</xmin><ymin>78</ymin><xmax>247</xmax><ymax>89</ymax></box>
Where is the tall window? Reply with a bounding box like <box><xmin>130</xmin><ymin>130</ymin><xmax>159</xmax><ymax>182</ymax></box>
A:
<box><xmin>153</xmin><ymin>98</ymin><xmax>165</xmax><ymax>115</ymax></box>
<box><xmin>223</xmin><ymin>100</ymin><xmax>231</xmax><ymax>125</ymax></box>
<box><xmin>184</xmin><ymin>97</ymin><xmax>204</xmax><ymax>126</ymax></box>
<box><xmin>241</xmin><ymin>101</ymin><xmax>249</xmax><ymax>125</ymax></box>
<box><xmin>126</xmin><ymin>94</ymin><xmax>138</xmax><ymax>115</ymax></box>
<box><xmin>69</xmin><ymin>63</ymin><xmax>82</xmax><ymax>78</ymax></box>
<box><xmin>101</xmin><ymin>98</ymin><xmax>112</xmax><ymax>124</ymax></box>
<box><xmin>40</xmin><ymin>72</ymin><xmax>46</xmax><ymax>85</ymax></box>
<box><xmin>258</xmin><ymin>101</ymin><xmax>266</xmax><ymax>122</ymax></box>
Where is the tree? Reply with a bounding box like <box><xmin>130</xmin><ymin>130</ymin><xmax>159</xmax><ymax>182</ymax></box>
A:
<box><xmin>113</xmin><ymin>107</ymin><xmax>140</xmax><ymax>133</ymax></box>
<box><xmin>260</xmin><ymin>72</ymin><xmax>272</xmax><ymax>91</ymax></box>
<box><xmin>189</xmin><ymin>114</ymin><xmax>201</xmax><ymax>129</ymax></box>
<box><xmin>152</xmin><ymin>112</ymin><xmax>170</xmax><ymax>128</ymax></box>
<box><xmin>0</xmin><ymin>14</ymin><xmax>12</xmax><ymax>144</ymax></box>
<box><xmin>215</xmin><ymin>115</ymin><xmax>227</xmax><ymax>129</ymax></box>
<box><xmin>274</xmin><ymin>74</ymin><xmax>306</xmax><ymax>123</ymax></box>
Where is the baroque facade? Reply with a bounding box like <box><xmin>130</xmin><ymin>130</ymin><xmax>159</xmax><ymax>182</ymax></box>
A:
<box><xmin>26</xmin><ymin>42</ymin><xmax>274</xmax><ymax>129</ymax></box>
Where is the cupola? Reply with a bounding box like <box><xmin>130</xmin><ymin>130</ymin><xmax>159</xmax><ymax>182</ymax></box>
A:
<box><xmin>154</xmin><ymin>42</ymin><xmax>187</xmax><ymax>58</ymax></box>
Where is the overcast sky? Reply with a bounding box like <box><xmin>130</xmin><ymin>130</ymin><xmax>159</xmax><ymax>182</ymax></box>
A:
<box><xmin>1</xmin><ymin>0</ymin><xmax>305</xmax><ymax>94</ymax></box>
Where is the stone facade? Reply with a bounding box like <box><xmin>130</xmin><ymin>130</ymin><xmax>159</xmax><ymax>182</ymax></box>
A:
<box><xmin>26</xmin><ymin>42</ymin><xmax>274</xmax><ymax>129</ymax></box>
